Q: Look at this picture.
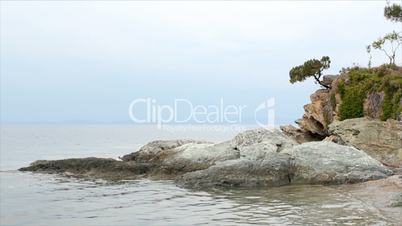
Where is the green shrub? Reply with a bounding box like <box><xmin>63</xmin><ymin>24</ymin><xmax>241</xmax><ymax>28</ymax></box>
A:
<box><xmin>337</xmin><ymin>65</ymin><xmax>402</xmax><ymax>121</ymax></box>
<box><xmin>381</xmin><ymin>88</ymin><xmax>402</xmax><ymax>120</ymax></box>
<box><xmin>339</xmin><ymin>85</ymin><xmax>368</xmax><ymax>120</ymax></box>
<box><xmin>381</xmin><ymin>94</ymin><xmax>393</xmax><ymax>120</ymax></box>
<box><xmin>337</xmin><ymin>80</ymin><xmax>345</xmax><ymax>98</ymax></box>
<box><xmin>330</xmin><ymin>92</ymin><xmax>337</xmax><ymax>110</ymax></box>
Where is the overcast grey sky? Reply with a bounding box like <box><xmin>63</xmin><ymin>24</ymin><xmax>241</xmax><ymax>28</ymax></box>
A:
<box><xmin>1</xmin><ymin>1</ymin><xmax>401</xmax><ymax>124</ymax></box>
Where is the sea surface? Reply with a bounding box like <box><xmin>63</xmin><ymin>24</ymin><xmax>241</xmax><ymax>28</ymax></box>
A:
<box><xmin>0</xmin><ymin>124</ymin><xmax>396</xmax><ymax>225</ymax></box>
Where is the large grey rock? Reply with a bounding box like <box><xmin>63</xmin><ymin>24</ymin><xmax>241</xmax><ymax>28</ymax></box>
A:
<box><xmin>120</xmin><ymin>139</ymin><xmax>211</xmax><ymax>163</ymax></box>
<box><xmin>177</xmin><ymin>157</ymin><xmax>291</xmax><ymax>188</ymax></box>
<box><xmin>284</xmin><ymin>142</ymin><xmax>393</xmax><ymax>185</ymax></box>
<box><xmin>179</xmin><ymin>140</ymin><xmax>393</xmax><ymax>188</ymax></box>
<box><xmin>161</xmin><ymin>129</ymin><xmax>296</xmax><ymax>180</ymax></box>
<box><xmin>328</xmin><ymin>118</ymin><xmax>402</xmax><ymax>168</ymax></box>
<box><xmin>177</xmin><ymin>129</ymin><xmax>296</xmax><ymax>187</ymax></box>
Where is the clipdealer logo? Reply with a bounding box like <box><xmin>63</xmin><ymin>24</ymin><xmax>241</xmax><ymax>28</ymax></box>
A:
<box><xmin>128</xmin><ymin>98</ymin><xmax>275</xmax><ymax>130</ymax></box>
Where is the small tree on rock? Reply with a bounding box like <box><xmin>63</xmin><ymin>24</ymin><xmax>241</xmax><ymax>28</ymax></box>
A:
<box><xmin>289</xmin><ymin>56</ymin><xmax>331</xmax><ymax>89</ymax></box>
<box><xmin>371</xmin><ymin>31</ymin><xmax>402</xmax><ymax>65</ymax></box>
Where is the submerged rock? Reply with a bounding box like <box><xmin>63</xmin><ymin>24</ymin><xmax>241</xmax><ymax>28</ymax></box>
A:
<box><xmin>342</xmin><ymin>175</ymin><xmax>402</xmax><ymax>224</ymax></box>
<box><xmin>19</xmin><ymin>157</ymin><xmax>154</xmax><ymax>180</ymax></box>
<box><xmin>391</xmin><ymin>192</ymin><xmax>402</xmax><ymax>207</ymax></box>
<box><xmin>20</xmin><ymin>128</ymin><xmax>394</xmax><ymax>188</ymax></box>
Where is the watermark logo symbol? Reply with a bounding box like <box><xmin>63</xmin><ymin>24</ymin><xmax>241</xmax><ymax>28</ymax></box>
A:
<box><xmin>254</xmin><ymin>98</ymin><xmax>275</xmax><ymax>130</ymax></box>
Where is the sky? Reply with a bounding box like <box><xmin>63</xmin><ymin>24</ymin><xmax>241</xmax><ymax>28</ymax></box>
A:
<box><xmin>1</xmin><ymin>1</ymin><xmax>401</xmax><ymax>125</ymax></box>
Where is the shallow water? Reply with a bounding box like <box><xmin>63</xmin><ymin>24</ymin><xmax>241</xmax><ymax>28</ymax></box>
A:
<box><xmin>0</xmin><ymin>125</ymin><xmax>396</xmax><ymax>225</ymax></box>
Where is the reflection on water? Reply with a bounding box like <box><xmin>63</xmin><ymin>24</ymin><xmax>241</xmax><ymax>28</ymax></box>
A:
<box><xmin>0</xmin><ymin>171</ymin><xmax>390</xmax><ymax>226</ymax></box>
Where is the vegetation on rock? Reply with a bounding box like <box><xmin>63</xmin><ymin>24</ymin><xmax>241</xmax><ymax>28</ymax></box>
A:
<box><xmin>337</xmin><ymin>65</ymin><xmax>402</xmax><ymax>121</ymax></box>
<box><xmin>290</xmin><ymin>2</ymin><xmax>402</xmax><ymax>127</ymax></box>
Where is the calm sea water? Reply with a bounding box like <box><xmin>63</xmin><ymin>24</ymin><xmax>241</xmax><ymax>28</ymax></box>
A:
<box><xmin>0</xmin><ymin>125</ymin><xmax>396</xmax><ymax>225</ymax></box>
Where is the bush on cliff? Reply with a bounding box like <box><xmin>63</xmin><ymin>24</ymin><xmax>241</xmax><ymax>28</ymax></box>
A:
<box><xmin>338</xmin><ymin>65</ymin><xmax>402</xmax><ymax>121</ymax></box>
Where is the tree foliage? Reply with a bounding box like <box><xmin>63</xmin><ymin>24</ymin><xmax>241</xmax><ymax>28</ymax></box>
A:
<box><xmin>366</xmin><ymin>3</ymin><xmax>402</xmax><ymax>66</ymax></box>
<box><xmin>289</xmin><ymin>56</ymin><xmax>331</xmax><ymax>89</ymax></box>
<box><xmin>384</xmin><ymin>3</ymin><xmax>402</xmax><ymax>22</ymax></box>
<box><xmin>371</xmin><ymin>31</ymin><xmax>402</xmax><ymax>65</ymax></box>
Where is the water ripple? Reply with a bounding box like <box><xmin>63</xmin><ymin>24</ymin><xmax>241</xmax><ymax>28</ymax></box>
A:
<box><xmin>0</xmin><ymin>172</ymin><xmax>395</xmax><ymax>226</ymax></box>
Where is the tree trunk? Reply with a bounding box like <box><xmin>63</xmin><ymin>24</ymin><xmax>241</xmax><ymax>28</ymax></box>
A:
<box><xmin>313</xmin><ymin>75</ymin><xmax>330</xmax><ymax>89</ymax></box>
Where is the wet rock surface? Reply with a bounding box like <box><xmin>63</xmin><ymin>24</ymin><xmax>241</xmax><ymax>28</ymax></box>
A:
<box><xmin>19</xmin><ymin>158</ymin><xmax>154</xmax><ymax>180</ymax></box>
<box><xmin>20</xmin><ymin>128</ymin><xmax>394</xmax><ymax>188</ymax></box>
<box><xmin>344</xmin><ymin>175</ymin><xmax>402</xmax><ymax>223</ymax></box>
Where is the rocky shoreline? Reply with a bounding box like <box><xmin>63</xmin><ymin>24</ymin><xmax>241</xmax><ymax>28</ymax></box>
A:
<box><xmin>19</xmin><ymin>117</ymin><xmax>402</xmax><ymax>214</ymax></box>
<box><xmin>20</xmin><ymin>119</ymin><xmax>400</xmax><ymax>187</ymax></box>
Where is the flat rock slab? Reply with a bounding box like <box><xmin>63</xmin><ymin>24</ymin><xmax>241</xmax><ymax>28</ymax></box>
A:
<box><xmin>19</xmin><ymin>157</ymin><xmax>154</xmax><ymax>180</ymax></box>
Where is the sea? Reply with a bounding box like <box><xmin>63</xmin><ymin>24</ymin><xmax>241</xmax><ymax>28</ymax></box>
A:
<box><xmin>0</xmin><ymin>124</ymin><xmax>396</xmax><ymax>225</ymax></box>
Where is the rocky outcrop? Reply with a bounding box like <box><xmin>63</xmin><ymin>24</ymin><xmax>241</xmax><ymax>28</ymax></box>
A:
<box><xmin>321</xmin><ymin>75</ymin><xmax>337</xmax><ymax>88</ymax></box>
<box><xmin>20</xmin><ymin>128</ymin><xmax>393</xmax><ymax>188</ymax></box>
<box><xmin>294</xmin><ymin>74</ymin><xmax>340</xmax><ymax>136</ymax></box>
<box><xmin>296</xmin><ymin>67</ymin><xmax>402</xmax><ymax>137</ymax></box>
<box><xmin>322</xmin><ymin>135</ymin><xmax>345</xmax><ymax>144</ymax></box>
<box><xmin>328</xmin><ymin>118</ymin><xmax>402</xmax><ymax>168</ymax></box>
<box><xmin>296</xmin><ymin>89</ymin><xmax>334</xmax><ymax>136</ymax></box>
<box><xmin>280</xmin><ymin>125</ymin><xmax>321</xmax><ymax>144</ymax></box>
